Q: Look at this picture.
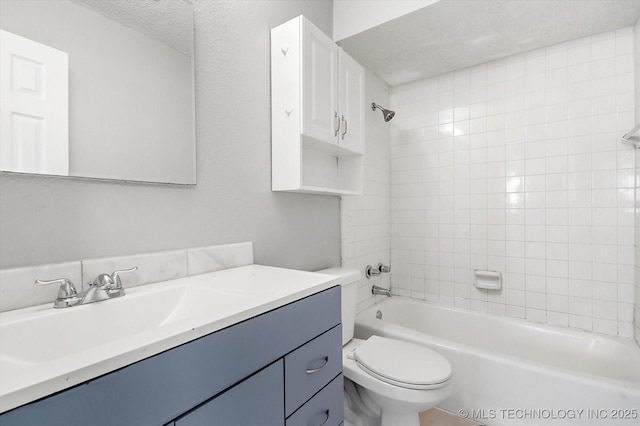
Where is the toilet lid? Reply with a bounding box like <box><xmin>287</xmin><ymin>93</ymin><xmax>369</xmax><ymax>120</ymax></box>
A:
<box><xmin>354</xmin><ymin>336</ymin><xmax>452</xmax><ymax>390</ymax></box>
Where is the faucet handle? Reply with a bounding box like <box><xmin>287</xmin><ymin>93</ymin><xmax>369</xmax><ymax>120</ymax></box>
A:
<box><xmin>35</xmin><ymin>278</ymin><xmax>81</xmax><ymax>308</ymax></box>
<box><xmin>111</xmin><ymin>266</ymin><xmax>138</xmax><ymax>289</ymax></box>
<box><xmin>365</xmin><ymin>265</ymin><xmax>381</xmax><ymax>278</ymax></box>
<box><xmin>377</xmin><ymin>263</ymin><xmax>391</xmax><ymax>274</ymax></box>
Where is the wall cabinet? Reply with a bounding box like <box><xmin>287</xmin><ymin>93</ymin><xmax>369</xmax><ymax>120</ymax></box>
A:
<box><xmin>0</xmin><ymin>287</ymin><xmax>343</xmax><ymax>426</ymax></box>
<box><xmin>271</xmin><ymin>15</ymin><xmax>365</xmax><ymax>195</ymax></box>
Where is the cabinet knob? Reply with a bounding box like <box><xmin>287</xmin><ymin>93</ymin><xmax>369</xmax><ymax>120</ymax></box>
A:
<box><xmin>285</xmin><ymin>108</ymin><xmax>293</xmax><ymax>116</ymax></box>
<box><xmin>281</xmin><ymin>46</ymin><xmax>289</xmax><ymax>56</ymax></box>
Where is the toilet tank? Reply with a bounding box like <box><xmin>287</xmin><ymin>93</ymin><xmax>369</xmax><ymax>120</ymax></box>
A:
<box><xmin>316</xmin><ymin>267</ymin><xmax>361</xmax><ymax>345</ymax></box>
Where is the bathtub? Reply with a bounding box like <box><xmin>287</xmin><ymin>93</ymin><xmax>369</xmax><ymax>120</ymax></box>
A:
<box><xmin>355</xmin><ymin>297</ymin><xmax>640</xmax><ymax>426</ymax></box>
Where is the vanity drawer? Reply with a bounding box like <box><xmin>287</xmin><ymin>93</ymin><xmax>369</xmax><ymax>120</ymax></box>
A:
<box><xmin>286</xmin><ymin>374</ymin><xmax>343</xmax><ymax>426</ymax></box>
<box><xmin>285</xmin><ymin>324</ymin><xmax>342</xmax><ymax>416</ymax></box>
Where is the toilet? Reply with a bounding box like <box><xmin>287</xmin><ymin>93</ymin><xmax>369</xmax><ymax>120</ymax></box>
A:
<box><xmin>318</xmin><ymin>268</ymin><xmax>453</xmax><ymax>426</ymax></box>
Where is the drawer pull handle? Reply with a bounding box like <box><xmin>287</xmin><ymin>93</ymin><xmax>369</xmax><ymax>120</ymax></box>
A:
<box><xmin>318</xmin><ymin>409</ymin><xmax>330</xmax><ymax>426</ymax></box>
<box><xmin>305</xmin><ymin>356</ymin><xmax>329</xmax><ymax>374</ymax></box>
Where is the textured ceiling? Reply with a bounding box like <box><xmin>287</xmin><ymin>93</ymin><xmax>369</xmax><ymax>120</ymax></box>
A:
<box><xmin>70</xmin><ymin>0</ymin><xmax>193</xmax><ymax>54</ymax></box>
<box><xmin>338</xmin><ymin>0</ymin><xmax>640</xmax><ymax>86</ymax></box>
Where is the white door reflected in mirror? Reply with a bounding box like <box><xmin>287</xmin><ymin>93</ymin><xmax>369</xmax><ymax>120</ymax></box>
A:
<box><xmin>0</xmin><ymin>30</ymin><xmax>69</xmax><ymax>176</ymax></box>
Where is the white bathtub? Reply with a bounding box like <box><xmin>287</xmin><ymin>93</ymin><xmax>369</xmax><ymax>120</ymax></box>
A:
<box><xmin>355</xmin><ymin>298</ymin><xmax>640</xmax><ymax>426</ymax></box>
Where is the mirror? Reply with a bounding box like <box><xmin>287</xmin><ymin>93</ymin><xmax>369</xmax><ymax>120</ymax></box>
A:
<box><xmin>0</xmin><ymin>0</ymin><xmax>196</xmax><ymax>184</ymax></box>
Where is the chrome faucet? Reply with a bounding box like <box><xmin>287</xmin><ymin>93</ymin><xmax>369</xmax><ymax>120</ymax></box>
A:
<box><xmin>36</xmin><ymin>266</ymin><xmax>137</xmax><ymax>308</ymax></box>
<box><xmin>366</xmin><ymin>262</ymin><xmax>392</xmax><ymax>297</ymax></box>
<box><xmin>371</xmin><ymin>285</ymin><xmax>392</xmax><ymax>297</ymax></box>
<box><xmin>365</xmin><ymin>263</ymin><xmax>391</xmax><ymax>278</ymax></box>
<box><xmin>82</xmin><ymin>267</ymin><xmax>137</xmax><ymax>304</ymax></box>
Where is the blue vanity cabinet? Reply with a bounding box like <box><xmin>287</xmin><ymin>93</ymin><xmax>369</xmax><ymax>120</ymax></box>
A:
<box><xmin>0</xmin><ymin>286</ymin><xmax>342</xmax><ymax>426</ymax></box>
<box><xmin>175</xmin><ymin>360</ymin><xmax>284</xmax><ymax>426</ymax></box>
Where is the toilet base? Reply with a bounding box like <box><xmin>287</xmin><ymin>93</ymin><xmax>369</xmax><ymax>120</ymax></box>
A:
<box><xmin>380</xmin><ymin>409</ymin><xmax>419</xmax><ymax>426</ymax></box>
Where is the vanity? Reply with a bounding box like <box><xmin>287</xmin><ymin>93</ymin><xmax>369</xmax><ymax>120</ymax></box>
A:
<box><xmin>0</xmin><ymin>265</ymin><xmax>344</xmax><ymax>425</ymax></box>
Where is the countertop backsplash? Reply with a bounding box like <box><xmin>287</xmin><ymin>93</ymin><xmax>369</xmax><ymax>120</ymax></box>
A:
<box><xmin>0</xmin><ymin>242</ymin><xmax>254</xmax><ymax>312</ymax></box>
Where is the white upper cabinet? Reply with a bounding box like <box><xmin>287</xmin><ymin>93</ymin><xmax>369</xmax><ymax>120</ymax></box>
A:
<box><xmin>338</xmin><ymin>49</ymin><xmax>365</xmax><ymax>154</ymax></box>
<box><xmin>271</xmin><ymin>15</ymin><xmax>365</xmax><ymax>196</ymax></box>
<box><xmin>301</xmin><ymin>21</ymin><xmax>339</xmax><ymax>147</ymax></box>
<box><xmin>299</xmin><ymin>20</ymin><xmax>364</xmax><ymax>154</ymax></box>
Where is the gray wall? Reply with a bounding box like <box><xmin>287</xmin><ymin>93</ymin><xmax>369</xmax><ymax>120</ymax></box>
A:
<box><xmin>0</xmin><ymin>0</ymin><xmax>340</xmax><ymax>271</ymax></box>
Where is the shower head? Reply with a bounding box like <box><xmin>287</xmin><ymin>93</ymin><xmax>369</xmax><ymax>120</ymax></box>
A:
<box><xmin>371</xmin><ymin>103</ymin><xmax>395</xmax><ymax>122</ymax></box>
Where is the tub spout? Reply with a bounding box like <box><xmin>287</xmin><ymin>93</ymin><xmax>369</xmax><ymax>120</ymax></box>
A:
<box><xmin>372</xmin><ymin>285</ymin><xmax>392</xmax><ymax>297</ymax></box>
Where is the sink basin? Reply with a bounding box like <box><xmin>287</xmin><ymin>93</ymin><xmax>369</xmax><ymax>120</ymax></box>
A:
<box><xmin>1</xmin><ymin>283</ymin><xmax>245</xmax><ymax>365</ymax></box>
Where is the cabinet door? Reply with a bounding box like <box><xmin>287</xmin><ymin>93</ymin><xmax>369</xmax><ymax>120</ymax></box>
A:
<box><xmin>301</xmin><ymin>18</ymin><xmax>339</xmax><ymax>146</ymax></box>
<box><xmin>176</xmin><ymin>360</ymin><xmax>284</xmax><ymax>426</ymax></box>
<box><xmin>338</xmin><ymin>49</ymin><xmax>365</xmax><ymax>154</ymax></box>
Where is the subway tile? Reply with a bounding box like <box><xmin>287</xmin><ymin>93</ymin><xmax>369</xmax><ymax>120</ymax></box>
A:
<box><xmin>568</xmin><ymin>43</ymin><xmax>591</xmax><ymax>65</ymax></box>
<box><xmin>547</xmin><ymin>277</ymin><xmax>569</xmax><ymax>295</ymax></box>
<box><xmin>592</xmin><ymin>318</ymin><xmax>618</xmax><ymax>336</ymax></box>
<box><xmin>547</xmin><ymin>294</ymin><xmax>569</xmax><ymax>312</ymax></box>
<box><xmin>547</xmin><ymin>311</ymin><xmax>569</xmax><ymax>327</ymax></box>
<box><xmin>569</xmin><ymin>314</ymin><xmax>593</xmax><ymax>331</ymax></box>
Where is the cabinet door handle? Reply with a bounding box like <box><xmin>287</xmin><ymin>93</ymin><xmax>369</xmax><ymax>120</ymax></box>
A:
<box><xmin>306</xmin><ymin>356</ymin><xmax>329</xmax><ymax>374</ymax></box>
<box><xmin>334</xmin><ymin>111</ymin><xmax>340</xmax><ymax>137</ymax></box>
<box><xmin>341</xmin><ymin>115</ymin><xmax>348</xmax><ymax>140</ymax></box>
<box><xmin>318</xmin><ymin>409</ymin><xmax>330</xmax><ymax>426</ymax></box>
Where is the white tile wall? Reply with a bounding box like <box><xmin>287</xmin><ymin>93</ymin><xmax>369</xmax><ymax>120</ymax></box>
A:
<box><xmin>390</xmin><ymin>28</ymin><xmax>636</xmax><ymax>338</ymax></box>
<box><xmin>634</xmin><ymin>145</ymin><xmax>640</xmax><ymax>344</ymax></box>
<box><xmin>0</xmin><ymin>242</ymin><xmax>254</xmax><ymax>312</ymax></box>
<box><xmin>341</xmin><ymin>71</ymin><xmax>392</xmax><ymax>313</ymax></box>
<box><xmin>634</xmin><ymin>19</ymin><xmax>640</xmax><ymax>347</ymax></box>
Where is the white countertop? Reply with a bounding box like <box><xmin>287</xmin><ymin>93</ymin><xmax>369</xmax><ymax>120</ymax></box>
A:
<box><xmin>0</xmin><ymin>265</ymin><xmax>339</xmax><ymax>413</ymax></box>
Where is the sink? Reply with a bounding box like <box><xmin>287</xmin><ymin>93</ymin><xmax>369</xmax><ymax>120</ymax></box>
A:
<box><xmin>0</xmin><ymin>283</ymin><xmax>246</xmax><ymax>365</ymax></box>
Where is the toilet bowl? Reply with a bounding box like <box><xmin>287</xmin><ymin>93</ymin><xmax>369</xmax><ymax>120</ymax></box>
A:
<box><xmin>317</xmin><ymin>268</ymin><xmax>453</xmax><ymax>426</ymax></box>
<box><xmin>344</xmin><ymin>337</ymin><xmax>452</xmax><ymax>426</ymax></box>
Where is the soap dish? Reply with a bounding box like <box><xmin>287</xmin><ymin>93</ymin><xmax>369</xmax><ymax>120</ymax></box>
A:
<box><xmin>474</xmin><ymin>270</ymin><xmax>502</xmax><ymax>290</ymax></box>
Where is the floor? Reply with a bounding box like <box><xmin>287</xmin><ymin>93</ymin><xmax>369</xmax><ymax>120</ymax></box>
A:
<box><xmin>420</xmin><ymin>408</ymin><xmax>484</xmax><ymax>426</ymax></box>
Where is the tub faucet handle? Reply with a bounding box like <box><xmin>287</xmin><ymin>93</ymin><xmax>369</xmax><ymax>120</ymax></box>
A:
<box><xmin>377</xmin><ymin>263</ymin><xmax>391</xmax><ymax>274</ymax></box>
<box><xmin>365</xmin><ymin>265</ymin><xmax>380</xmax><ymax>278</ymax></box>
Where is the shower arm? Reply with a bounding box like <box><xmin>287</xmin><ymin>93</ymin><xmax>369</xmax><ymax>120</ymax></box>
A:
<box><xmin>621</xmin><ymin>123</ymin><xmax>640</xmax><ymax>149</ymax></box>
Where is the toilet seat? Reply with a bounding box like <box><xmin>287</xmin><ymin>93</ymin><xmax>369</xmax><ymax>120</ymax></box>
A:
<box><xmin>353</xmin><ymin>336</ymin><xmax>451</xmax><ymax>390</ymax></box>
